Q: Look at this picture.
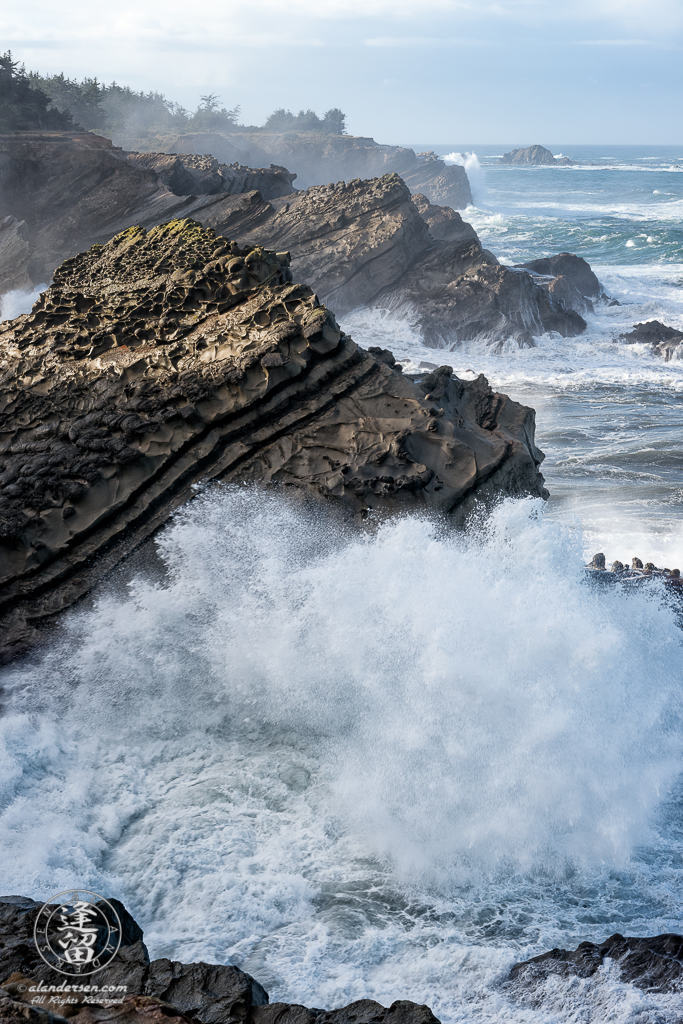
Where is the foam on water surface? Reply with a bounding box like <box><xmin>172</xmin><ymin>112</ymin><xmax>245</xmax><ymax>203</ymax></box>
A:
<box><xmin>0</xmin><ymin>490</ymin><xmax>682</xmax><ymax>1023</ymax></box>
<box><xmin>2</xmin><ymin>143</ymin><xmax>683</xmax><ymax>1023</ymax></box>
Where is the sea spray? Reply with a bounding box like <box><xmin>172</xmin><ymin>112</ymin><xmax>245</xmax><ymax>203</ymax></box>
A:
<box><xmin>0</xmin><ymin>488</ymin><xmax>681</xmax><ymax>1023</ymax></box>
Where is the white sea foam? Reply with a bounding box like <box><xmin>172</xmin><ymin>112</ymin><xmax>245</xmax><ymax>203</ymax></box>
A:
<box><xmin>0</xmin><ymin>285</ymin><xmax>46</xmax><ymax>321</ymax></box>
<box><xmin>441</xmin><ymin>151</ymin><xmax>486</xmax><ymax>204</ymax></box>
<box><xmin>0</xmin><ymin>490</ymin><xmax>682</xmax><ymax>1022</ymax></box>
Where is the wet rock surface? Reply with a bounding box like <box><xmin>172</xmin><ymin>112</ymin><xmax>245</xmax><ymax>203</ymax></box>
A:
<box><xmin>509</xmin><ymin>932</ymin><xmax>683</xmax><ymax>994</ymax></box>
<box><xmin>620</xmin><ymin>319</ymin><xmax>683</xmax><ymax>361</ymax></box>
<box><xmin>384</xmin><ymin>235</ymin><xmax>587</xmax><ymax>349</ymax></box>
<box><xmin>0</xmin><ymin>898</ymin><xmax>440</xmax><ymax>1024</ymax></box>
<box><xmin>586</xmin><ymin>551</ymin><xmax>681</xmax><ymax>581</ymax></box>
<box><xmin>515</xmin><ymin>252</ymin><xmax>605</xmax><ymax>315</ymax></box>
<box><xmin>0</xmin><ymin>218</ymin><xmax>548</xmax><ymax>659</ymax></box>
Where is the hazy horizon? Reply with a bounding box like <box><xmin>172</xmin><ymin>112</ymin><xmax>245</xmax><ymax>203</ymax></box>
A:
<box><xmin>3</xmin><ymin>0</ymin><xmax>682</xmax><ymax>145</ymax></box>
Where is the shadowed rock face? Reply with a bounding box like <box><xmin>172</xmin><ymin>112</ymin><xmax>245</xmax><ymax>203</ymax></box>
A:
<box><xmin>0</xmin><ymin>897</ymin><xmax>441</xmax><ymax>1024</ymax></box>
<box><xmin>621</xmin><ymin>319</ymin><xmax>683</xmax><ymax>361</ymax></box>
<box><xmin>514</xmin><ymin>252</ymin><xmax>604</xmax><ymax>316</ymax></box>
<box><xmin>0</xmin><ymin>133</ymin><xmax>589</xmax><ymax>349</ymax></box>
<box><xmin>0</xmin><ymin>132</ymin><xmax>294</xmax><ymax>287</ymax></box>
<box><xmin>0</xmin><ymin>219</ymin><xmax>547</xmax><ymax>659</ymax></box>
<box><xmin>148</xmin><ymin>132</ymin><xmax>473</xmax><ymax>208</ymax></box>
<box><xmin>508</xmin><ymin>933</ymin><xmax>683</xmax><ymax>994</ymax></box>
<box><xmin>410</xmin><ymin>194</ymin><xmax>478</xmax><ymax>243</ymax></box>
<box><xmin>125</xmin><ymin>151</ymin><xmax>296</xmax><ymax>199</ymax></box>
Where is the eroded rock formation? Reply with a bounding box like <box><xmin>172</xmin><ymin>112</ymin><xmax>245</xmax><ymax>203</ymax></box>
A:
<box><xmin>135</xmin><ymin>132</ymin><xmax>473</xmax><ymax>208</ymax></box>
<box><xmin>125</xmin><ymin>151</ymin><xmax>296</xmax><ymax>199</ymax></box>
<box><xmin>0</xmin><ymin>133</ymin><xmax>590</xmax><ymax>349</ymax></box>
<box><xmin>499</xmin><ymin>145</ymin><xmax>574</xmax><ymax>167</ymax></box>
<box><xmin>515</xmin><ymin>252</ymin><xmax>605</xmax><ymax>316</ymax></box>
<box><xmin>0</xmin><ymin>132</ymin><xmax>294</xmax><ymax>286</ymax></box>
<box><xmin>410</xmin><ymin>194</ymin><xmax>478</xmax><ymax>243</ymax></box>
<box><xmin>0</xmin><ymin>896</ymin><xmax>442</xmax><ymax>1024</ymax></box>
<box><xmin>509</xmin><ymin>933</ymin><xmax>683</xmax><ymax>994</ymax></box>
<box><xmin>0</xmin><ymin>219</ymin><xmax>548</xmax><ymax>659</ymax></box>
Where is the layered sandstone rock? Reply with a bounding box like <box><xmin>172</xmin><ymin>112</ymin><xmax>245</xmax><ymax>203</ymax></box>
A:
<box><xmin>148</xmin><ymin>132</ymin><xmax>473</xmax><ymax>208</ymax></box>
<box><xmin>410</xmin><ymin>194</ymin><xmax>478</xmax><ymax>243</ymax></box>
<box><xmin>0</xmin><ymin>133</ymin><xmax>590</xmax><ymax>349</ymax></box>
<box><xmin>0</xmin><ymin>219</ymin><xmax>548</xmax><ymax>658</ymax></box>
<box><xmin>0</xmin><ymin>897</ymin><xmax>440</xmax><ymax>1024</ymax></box>
<box><xmin>125</xmin><ymin>151</ymin><xmax>296</xmax><ymax>199</ymax></box>
<box><xmin>0</xmin><ymin>132</ymin><xmax>294</xmax><ymax>284</ymax></box>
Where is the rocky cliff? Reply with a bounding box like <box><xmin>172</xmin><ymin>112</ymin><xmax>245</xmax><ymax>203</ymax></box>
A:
<box><xmin>132</xmin><ymin>131</ymin><xmax>473</xmax><ymax>208</ymax></box>
<box><xmin>0</xmin><ymin>219</ymin><xmax>548</xmax><ymax>659</ymax></box>
<box><xmin>0</xmin><ymin>132</ymin><xmax>589</xmax><ymax>349</ymax></box>
<box><xmin>0</xmin><ymin>132</ymin><xmax>295</xmax><ymax>286</ymax></box>
<box><xmin>0</xmin><ymin>896</ymin><xmax>442</xmax><ymax>1024</ymax></box>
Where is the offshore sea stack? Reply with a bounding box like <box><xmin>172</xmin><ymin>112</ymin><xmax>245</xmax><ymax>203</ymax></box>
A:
<box><xmin>499</xmin><ymin>145</ymin><xmax>574</xmax><ymax>167</ymax></box>
<box><xmin>0</xmin><ymin>219</ymin><xmax>548</xmax><ymax>659</ymax></box>
<box><xmin>0</xmin><ymin>896</ymin><xmax>442</xmax><ymax>1024</ymax></box>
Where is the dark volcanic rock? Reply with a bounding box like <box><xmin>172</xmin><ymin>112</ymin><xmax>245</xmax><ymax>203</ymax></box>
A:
<box><xmin>0</xmin><ymin>219</ymin><xmax>548</xmax><ymax>658</ymax></box>
<box><xmin>620</xmin><ymin>320</ymin><xmax>683</xmax><ymax>361</ymax></box>
<box><xmin>0</xmin><ymin>898</ymin><xmax>440</xmax><ymax>1024</ymax></box>
<box><xmin>509</xmin><ymin>933</ymin><xmax>683</xmax><ymax>994</ymax></box>
<box><xmin>499</xmin><ymin>145</ymin><xmax>574</xmax><ymax>166</ymax></box>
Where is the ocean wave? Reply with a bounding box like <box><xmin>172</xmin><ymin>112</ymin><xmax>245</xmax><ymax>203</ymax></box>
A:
<box><xmin>0</xmin><ymin>490</ymin><xmax>681</xmax><ymax>1022</ymax></box>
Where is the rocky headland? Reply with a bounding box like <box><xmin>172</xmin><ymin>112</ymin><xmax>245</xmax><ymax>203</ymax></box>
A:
<box><xmin>120</xmin><ymin>131</ymin><xmax>474</xmax><ymax>209</ymax></box>
<box><xmin>0</xmin><ymin>132</ymin><xmax>590</xmax><ymax>349</ymax></box>
<box><xmin>499</xmin><ymin>145</ymin><xmax>574</xmax><ymax>167</ymax></box>
<box><xmin>0</xmin><ymin>896</ymin><xmax>441</xmax><ymax>1024</ymax></box>
<box><xmin>0</xmin><ymin>218</ymin><xmax>550</xmax><ymax>660</ymax></box>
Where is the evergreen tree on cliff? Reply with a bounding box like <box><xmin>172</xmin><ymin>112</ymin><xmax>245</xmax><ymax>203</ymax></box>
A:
<box><xmin>0</xmin><ymin>51</ymin><xmax>78</xmax><ymax>132</ymax></box>
<box><xmin>263</xmin><ymin>107</ymin><xmax>347</xmax><ymax>134</ymax></box>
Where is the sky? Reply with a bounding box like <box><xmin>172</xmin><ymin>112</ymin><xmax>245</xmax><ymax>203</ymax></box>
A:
<box><xmin>2</xmin><ymin>0</ymin><xmax>682</xmax><ymax>144</ymax></box>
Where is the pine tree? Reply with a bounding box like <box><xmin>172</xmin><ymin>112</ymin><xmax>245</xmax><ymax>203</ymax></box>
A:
<box><xmin>0</xmin><ymin>51</ymin><xmax>78</xmax><ymax>132</ymax></box>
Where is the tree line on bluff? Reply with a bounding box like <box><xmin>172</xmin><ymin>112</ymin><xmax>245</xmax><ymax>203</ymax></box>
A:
<box><xmin>0</xmin><ymin>50</ymin><xmax>347</xmax><ymax>138</ymax></box>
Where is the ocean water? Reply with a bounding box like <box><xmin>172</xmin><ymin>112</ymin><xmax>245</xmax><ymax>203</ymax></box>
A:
<box><xmin>1</xmin><ymin>146</ymin><xmax>683</xmax><ymax>1023</ymax></box>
